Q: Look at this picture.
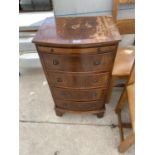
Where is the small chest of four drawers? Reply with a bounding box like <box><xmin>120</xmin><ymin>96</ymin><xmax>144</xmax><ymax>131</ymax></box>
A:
<box><xmin>33</xmin><ymin>16</ymin><xmax>121</xmax><ymax>118</ymax></box>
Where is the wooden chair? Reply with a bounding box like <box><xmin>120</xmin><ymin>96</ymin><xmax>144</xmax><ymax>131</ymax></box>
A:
<box><xmin>115</xmin><ymin>62</ymin><xmax>135</xmax><ymax>153</ymax></box>
<box><xmin>107</xmin><ymin>0</ymin><xmax>135</xmax><ymax>102</ymax></box>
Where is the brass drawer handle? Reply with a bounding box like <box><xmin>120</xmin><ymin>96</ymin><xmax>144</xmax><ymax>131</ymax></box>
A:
<box><xmin>53</xmin><ymin>59</ymin><xmax>59</xmax><ymax>65</ymax></box>
<box><xmin>94</xmin><ymin>60</ymin><xmax>101</xmax><ymax>65</ymax></box>
<box><xmin>51</xmin><ymin>48</ymin><xmax>54</xmax><ymax>52</ymax></box>
<box><xmin>57</xmin><ymin>78</ymin><xmax>62</xmax><ymax>82</ymax></box>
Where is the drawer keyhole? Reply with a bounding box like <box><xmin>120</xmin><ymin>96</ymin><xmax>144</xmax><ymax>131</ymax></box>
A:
<box><xmin>93</xmin><ymin>79</ymin><xmax>98</xmax><ymax>83</ymax></box>
<box><xmin>94</xmin><ymin>60</ymin><xmax>101</xmax><ymax>65</ymax></box>
<box><xmin>53</xmin><ymin>59</ymin><xmax>59</xmax><ymax>65</ymax></box>
<box><xmin>92</xmin><ymin>92</ymin><xmax>97</xmax><ymax>97</ymax></box>
<box><xmin>61</xmin><ymin>92</ymin><xmax>65</xmax><ymax>96</ymax></box>
<box><xmin>57</xmin><ymin>78</ymin><xmax>62</xmax><ymax>82</ymax></box>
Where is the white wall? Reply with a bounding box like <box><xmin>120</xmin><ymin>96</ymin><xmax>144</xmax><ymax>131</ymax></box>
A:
<box><xmin>53</xmin><ymin>0</ymin><xmax>134</xmax><ymax>19</ymax></box>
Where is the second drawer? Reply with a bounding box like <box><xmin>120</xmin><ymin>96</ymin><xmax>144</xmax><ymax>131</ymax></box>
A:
<box><xmin>47</xmin><ymin>71</ymin><xmax>110</xmax><ymax>89</ymax></box>
<box><xmin>41</xmin><ymin>52</ymin><xmax>115</xmax><ymax>72</ymax></box>
<box><xmin>51</xmin><ymin>87</ymin><xmax>106</xmax><ymax>101</ymax></box>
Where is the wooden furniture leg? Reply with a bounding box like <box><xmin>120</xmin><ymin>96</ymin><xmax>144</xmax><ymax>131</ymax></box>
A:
<box><xmin>115</xmin><ymin>88</ymin><xmax>127</xmax><ymax>113</ymax></box>
<box><xmin>106</xmin><ymin>76</ymin><xmax>117</xmax><ymax>103</ymax></box>
<box><xmin>96</xmin><ymin>112</ymin><xmax>104</xmax><ymax>118</ymax></box>
<box><xmin>55</xmin><ymin>108</ymin><xmax>64</xmax><ymax>117</ymax></box>
<box><xmin>114</xmin><ymin>59</ymin><xmax>135</xmax><ymax>153</ymax></box>
<box><xmin>119</xmin><ymin>131</ymin><xmax>135</xmax><ymax>153</ymax></box>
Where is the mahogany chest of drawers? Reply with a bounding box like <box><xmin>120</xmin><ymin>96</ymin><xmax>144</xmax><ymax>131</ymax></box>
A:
<box><xmin>33</xmin><ymin>16</ymin><xmax>121</xmax><ymax>118</ymax></box>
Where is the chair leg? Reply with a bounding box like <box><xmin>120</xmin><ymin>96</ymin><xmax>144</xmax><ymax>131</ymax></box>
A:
<box><xmin>119</xmin><ymin>131</ymin><xmax>135</xmax><ymax>153</ymax></box>
<box><xmin>106</xmin><ymin>77</ymin><xmax>117</xmax><ymax>103</ymax></box>
<box><xmin>115</xmin><ymin>87</ymin><xmax>127</xmax><ymax>113</ymax></box>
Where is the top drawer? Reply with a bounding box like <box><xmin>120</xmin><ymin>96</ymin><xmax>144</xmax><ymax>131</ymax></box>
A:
<box><xmin>37</xmin><ymin>45</ymin><xmax>116</xmax><ymax>54</ymax></box>
<box><xmin>40</xmin><ymin>52</ymin><xmax>115</xmax><ymax>72</ymax></box>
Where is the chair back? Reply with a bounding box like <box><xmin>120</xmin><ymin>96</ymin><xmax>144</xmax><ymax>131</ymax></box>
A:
<box><xmin>112</xmin><ymin>0</ymin><xmax>135</xmax><ymax>35</ymax></box>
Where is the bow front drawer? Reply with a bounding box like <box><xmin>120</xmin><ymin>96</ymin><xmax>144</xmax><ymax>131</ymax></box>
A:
<box><xmin>37</xmin><ymin>45</ymin><xmax>116</xmax><ymax>54</ymax></box>
<box><xmin>41</xmin><ymin>52</ymin><xmax>115</xmax><ymax>72</ymax></box>
<box><xmin>47</xmin><ymin>71</ymin><xmax>109</xmax><ymax>89</ymax></box>
<box><xmin>51</xmin><ymin>87</ymin><xmax>106</xmax><ymax>101</ymax></box>
<box><xmin>55</xmin><ymin>100</ymin><xmax>105</xmax><ymax>111</ymax></box>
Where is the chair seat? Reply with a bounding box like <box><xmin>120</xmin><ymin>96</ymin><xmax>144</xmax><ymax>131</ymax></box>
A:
<box><xmin>112</xmin><ymin>46</ymin><xmax>135</xmax><ymax>76</ymax></box>
<box><xmin>127</xmin><ymin>83</ymin><xmax>135</xmax><ymax>131</ymax></box>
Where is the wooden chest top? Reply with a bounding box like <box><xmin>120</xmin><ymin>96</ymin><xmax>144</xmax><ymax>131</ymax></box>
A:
<box><xmin>32</xmin><ymin>16</ymin><xmax>121</xmax><ymax>47</ymax></box>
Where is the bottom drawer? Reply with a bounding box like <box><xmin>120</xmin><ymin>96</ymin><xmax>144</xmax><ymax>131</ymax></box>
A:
<box><xmin>51</xmin><ymin>87</ymin><xmax>106</xmax><ymax>101</ymax></box>
<box><xmin>55</xmin><ymin>99</ymin><xmax>105</xmax><ymax>111</ymax></box>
